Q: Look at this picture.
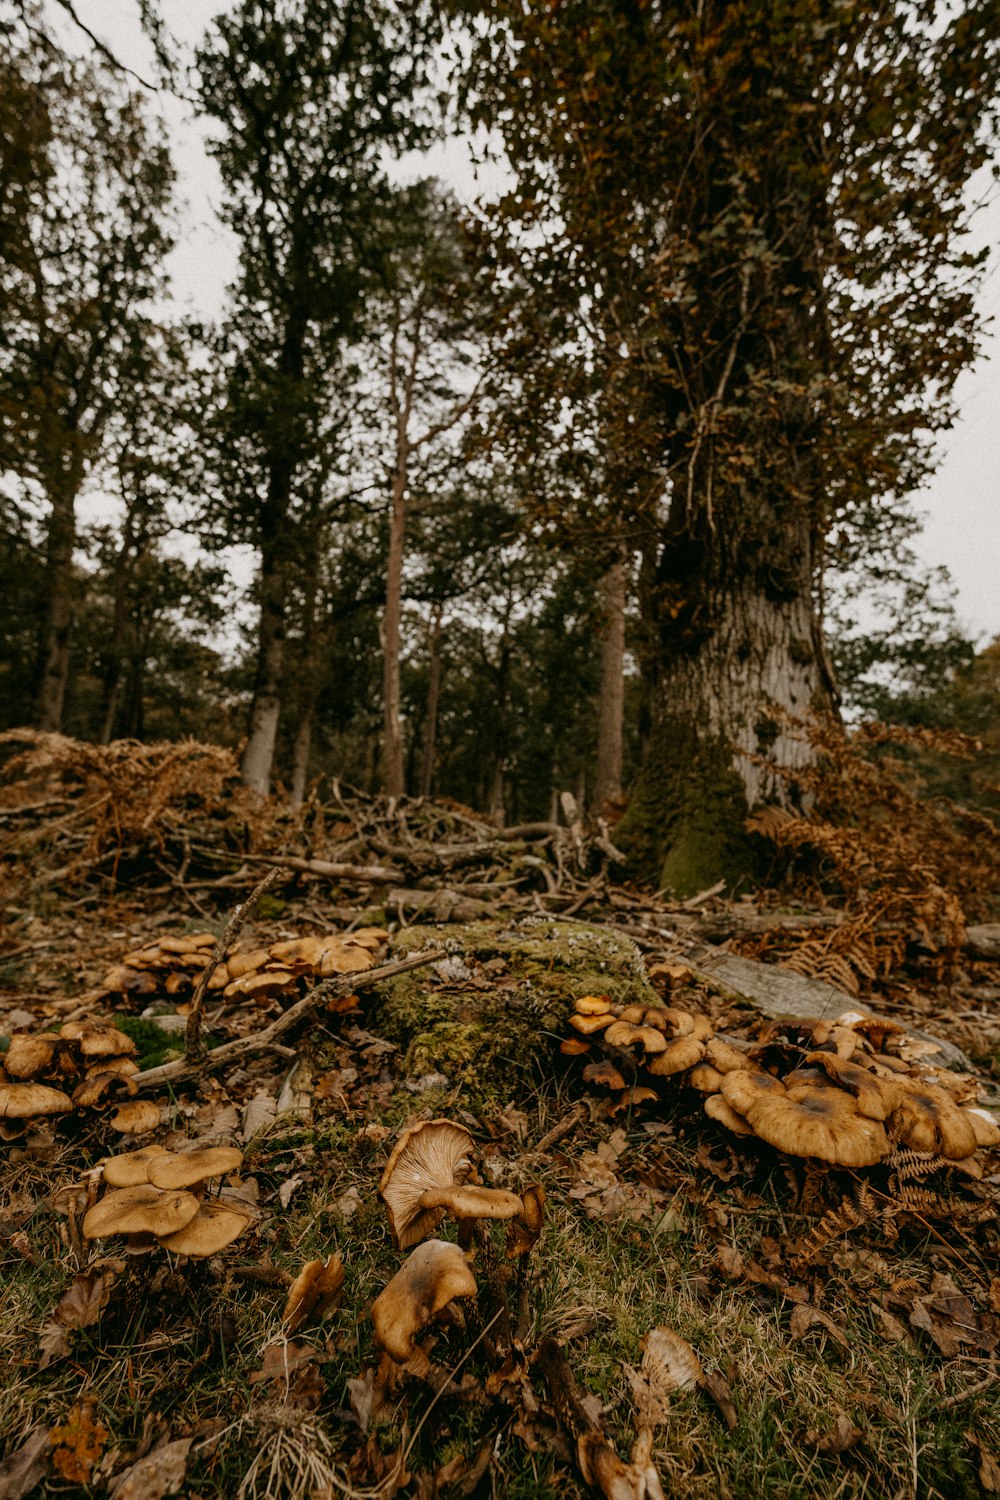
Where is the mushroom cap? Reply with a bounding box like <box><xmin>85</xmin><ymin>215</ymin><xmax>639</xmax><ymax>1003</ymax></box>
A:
<box><xmin>560</xmin><ymin>1036</ymin><xmax>592</xmax><ymax>1057</ymax></box>
<box><xmin>379</xmin><ymin>1119</ymin><xmax>475</xmax><ymax>1250</ymax></box>
<box><xmin>269</xmin><ymin>935</ymin><xmax>332</xmax><ymax>966</ymax></box>
<box><xmin>804</xmin><ymin>1051</ymin><xmax>903</xmax><ymax>1121</ymax></box>
<box><xmin>0</xmin><ymin>1082</ymin><xmax>73</xmax><ymax>1118</ymax></box>
<box><xmin>617</xmin><ymin>1004</ymin><xmax>648</xmax><ymax>1024</ymax></box>
<box><xmin>226</xmin><ymin>949</ymin><xmax>271</xmax><ymax>980</ymax></box>
<box><xmin>705</xmin><ymin>1038</ymin><xmax>751</xmax><ymax>1074</ymax></box>
<box><xmin>319</xmin><ymin>945</ymin><xmax>373</xmax><ymax>976</ymax></box>
<box><xmin>645</xmin><ymin>1036</ymin><xmax>705</xmax><ymax>1076</ymax></box>
<box><xmin>101</xmin><ymin>1144</ymin><xmax>171</xmax><ymax>1187</ymax></box>
<box><xmin>583</xmin><ymin>1060</ymin><xmax>628</xmax><ymax>1091</ymax></box>
<box><xmin>568</xmin><ymin>1012</ymin><xmax>617</xmax><ymax>1035</ymax></box>
<box><xmin>223</xmin><ymin>969</ymin><xmax>296</xmax><ymax>1000</ymax></box>
<box><xmin>147</xmin><ymin>1146</ymin><xmax>243</xmax><ymax>1189</ymax></box>
<box><xmin>575</xmin><ymin>995</ymin><xmax>614</xmax><ymax>1016</ymax></box>
<box><xmin>73</xmin><ymin>1024</ymin><xmax>137</xmax><ymax>1060</ymax></box>
<box><xmin>83</xmin><ymin>1184</ymin><xmax>200</xmax><ymax>1239</ymax></box>
<box><xmin>704</xmin><ymin>1093</ymin><xmax>755</xmax><ymax>1136</ymax></box>
<box><xmin>371</xmin><ymin>1239</ymin><xmax>478</xmax><ymax>1363</ymax></box>
<box><xmin>87</xmin><ymin>1055</ymin><xmax>140</xmax><ymax>1079</ymax></box>
<box><xmin>5</xmin><ymin>1033</ymin><xmax>63</xmax><ymax>1079</ymax></box>
<box><xmin>720</xmin><ymin>1069</ymin><xmax>787</xmax><ymax>1116</ymax></box>
<box><xmin>109</xmin><ymin>1100</ymin><xmax>162</xmax><ymax>1135</ymax></box>
<box><xmin>158</xmin><ymin>934</ymin><xmax>216</xmax><ymax>955</ymax></box>
<box><xmin>155</xmin><ymin>1200</ymin><xmax>251</xmax><ymax>1257</ymax></box>
<box><xmin>964</xmin><ymin>1107</ymin><xmax>1000</xmax><ymax>1147</ymax></box>
<box><xmin>603</xmin><ymin>1020</ymin><xmax>643</xmax><ymax>1049</ymax></box>
<box><xmin>741</xmin><ymin>1084</ymin><xmax>889</xmax><ymax>1166</ymax></box>
<box><xmin>416</xmin><ymin>1183</ymin><xmax>523</xmax><ymax>1222</ymax></box>
<box><xmin>688</xmin><ymin>1064</ymin><xmax>724</xmax><ymax>1094</ymax></box>
<box><xmin>888</xmin><ymin>1083</ymin><xmax>979</xmax><ymax>1159</ymax></box>
<box><xmin>72</xmin><ymin>1071</ymin><xmax>139</xmax><ymax>1108</ymax></box>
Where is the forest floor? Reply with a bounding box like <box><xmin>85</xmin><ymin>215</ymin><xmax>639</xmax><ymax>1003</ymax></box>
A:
<box><xmin>2</xmin><ymin>878</ymin><xmax>1000</xmax><ymax>1500</ymax></box>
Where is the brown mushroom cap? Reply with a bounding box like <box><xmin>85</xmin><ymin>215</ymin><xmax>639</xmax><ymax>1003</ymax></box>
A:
<box><xmin>704</xmin><ymin>1093</ymin><xmax>754</xmax><ymax>1136</ymax></box>
<box><xmin>645</xmin><ymin>1036</ymin><xmax>706</xmax><ymax>1076</ymax></box>
<box><xmin>618</xmin><ymin>1004</ymin><xmax>648</xmax><ymax>1024</ymax></box>
<box><xmin>604</xmin><ymin>1020</ymin><xmax>643</xmax><ymax>1049</ymax></box>
<box><xmin>379</xmin><ymin>1119</ymin><xmax>475</xmax><ymax>1250</ymax></box>
<box><xmin>740</xmin><ymin>1083</ymin><xmax>889</xmax><ymax>1165</ymax></box>
<box><xmin>72</xmin><ymin>1071</ymin><xmax>140</xmax><ymax>1108</ymax></box>
<box><xmin>4</xmin><ymin>1033</ymin><xmax>63</xmax><ymax>1079</ymax></box>
<box><xmin>147</xmin><ymin>1146</ymin><xmax>243</xmax><ymax>1189</ymax></box>
<box><xmin>371</xmin><ymin>1239</ymin><xmax>478</xmax><ymax>1363</ymax></box>
<box><xmin>109</xmin><ymin>1100</ymin><xmax>162</xmax><ymax>1135</ymax></box>
<box><xmin>0</xmin><ymin>1082</ymin><xmax>73</xmax><ymax>1118</ymax></box>
<box><xmin>720</xmin><ymin>1069</ymin><xmax>787</xmax><ymax>1116</ymax></box>
<box><xmin>319</xmin><ymin>946</ymin><xmax>373</xmax><ymax>976</ymax></box>
<box><xmin>575</xmin><ymin>995</ymin><xmax>614</xmax><ymax>1016</ymax></box>
<box><xmin>101</xmin><ymin>1144</ymin><xmax>171</xmax><ymax>1187</ymax></box>
<box><xmin>74</xmin><ymin>1025</ymin><xmax>137</xmax><ymax>1060</ymax></box>
<box><xmin>705</xmin><ymin>1038</ymin><xmax>751</xmax><ymax>1073</ymax></box>
<box><xmin>964</xmin><ymin>1107</ymin><xmax>1000</xmax><ymax>1147</ymax></box>
<box><xmin>155</xmin><ymin>1200</ymin><xmax>251</xmax><ymax>1257</ymax></box>
<box><xmin>583</xmin><ymin>1060</ymin><xmax>628</xmax><ymax>1091</ymax></box>
<box><xmin>560</xmin><ymin>1036</ymin><xmax>592</xmax><ymax>1057</ymax></box>
<box><xmin>83</xmin><ymin>1184</ymin><xmax>200</xmax><ymax>1240</ymax></box>
<box><xmin>688</xmin><ymin>1064</ymin><xmax>724</xmax><ymax>1094</ymax></box>
<box><xmin>804</xmin><ymin>1051</ymin><xmax>903</xmax><ymax>1121</ymax></box>
<box><xmin>416</xmin><ymin>1183</ymin><xmax>523</xmax><ymax>1224</ymax></box>
<box><xmin>888</xmin><ymin>1083</ymin><xmax>979</xmax><ymax>1159</ymax></box>
<box><xmin>569</xmin><ymin>1012</ymin><xmax>617</xmax><ymax>1036</ymax></box>
<box><xmin>226</xmin><ymin>949</ymin><xmax>271</xmax><ymax>980</ymax></box>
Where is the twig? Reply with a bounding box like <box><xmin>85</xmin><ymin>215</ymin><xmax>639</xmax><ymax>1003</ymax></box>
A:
<box><xmin>184</xmin><ymin>866</ymin><xmax>286</xmax><ymax>1063</ymax></box>
<box><xmin>136</xmin><ymin>947</ymin><xmax>446</xmax><ymax>1089</ymax></box>
<box><xmin>244</xmin><ymin>854</ymin><xmax>407</xmax><ymax>884</ymax></box>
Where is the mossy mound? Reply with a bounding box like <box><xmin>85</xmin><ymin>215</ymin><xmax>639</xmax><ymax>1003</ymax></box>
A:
<box><xmin>371</xmin><ymin>918</ymin><xmax>657</xmax><ymax>1107</ymax></box>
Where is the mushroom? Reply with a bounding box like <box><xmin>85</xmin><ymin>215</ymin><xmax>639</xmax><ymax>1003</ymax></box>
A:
<box><xmin>732</xmin><ymin>1082</ymin><xmax>889</xmax><ymax>1166</ymax></box>
<box><xmin>645</xmin><ymin>1036</ymin><xmax>706</xmax><ymax>1076</ymax></box>
<box><xmin>109</xmin><ymin>1099</ymin><xmax>162</xmax><ymax>1135</ymax></box>
<box><xmin>688</xmin><ymin>1064</ymin><xmax>725</xmax><ymax>1094</ymax></box>
<box><xmin>887</xmin><ymin>1082</ymin><xmax>979</xmax><ymax>1160</ymax></box>
<box><xmin>0</xmin><ymin>1081</ymin><xmax>73</xmax><ymax>1120</ymax></box>
<box><xmin>101</xmin><ymin>1144</ymin><xmax>171</xmax><ymax>1187</ymax></box>
<box><xmin>61</xmin><ymin>1022</ymin><xmax>137</xmax><ymax>1061</ymax></box>
<box><xmin>225</xmin><ymin>949</ymin><xmax>272</xmax><ymax>981</ymax></box>
<box><xmin>964</xmin><ymin>1106</ymin><xmax>1000</xmax><ymax>1148</ymax></box>
<box><xmin>319</xmin><ymin>946</ymin><xmax>374</xmax><ymax>976</ymax></box>
<box><xmin>583</xmin><ymin>1060</ymin><xmax>628</xmax><ymax>1091</ymax></box>
<box><xmin>155</xmin><ymin>1200</ymin><xmax>251</xmax><ymax>1258</ymax></box>
<box><xmin>705</xmin><ymin>1038</ymin><xmax>751</xmax><ymax>1073</ymax></box>
<box><xmin>72</xmin><ymin>1071</ymin><xmax>140</xmax><ymax>1109</ymax></box>
<box><xmin>4</xmin><ymin>1032</ymin><xmax>63</xmax><ymax>1079</ymax></box>
<box><xmin>282</xmin><ymin>1253</ymin><xmax>346</xmax><ymax>1332</ymax></box>
<box><xmin>560</xmin><ymin>1037</ymin><xmax>592</xmax><ymax>1057</ymax></box>
<box><xmin>704</xmin><ymin>1094</ymin><xmax>754</xmax><ymax>1137</ymax></box>
<box><xmin>371</xmin><ymin>1240</ymin><xmax>478</xmax><ymax>1365</ymax></box>
<box><xmin>804</xmin><ymin>1051</ymin><xmax>903</xmax><ymax>1121</ymax></box>
<box><xmin>83</xmin><ymin>1184</ymin><xmax>200</xmax><ymax>1242</ymax></box>
<box><xmin>574</xmin><ymin>995</ymin><xmax>614</xmax><ymax>1016</ymax></box>
<box><xmin>568</xmin><ymin>1012</ymin><xmax>617</xmax><ymax>1036</ymax></box>
<box><xmin>379</xmin><ymin>1120</ymin><xmax>475</xmax><ymax>1249</ymax></box>
<box><xmin>146</xmin><ymin>1146</ymin><xmax>244</xmax><ymax>1192</ymax></box>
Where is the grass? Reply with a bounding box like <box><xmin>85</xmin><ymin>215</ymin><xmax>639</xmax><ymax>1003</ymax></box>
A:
<box><xmin>3</xmin><ymin>956</ymin><xmax>999</xmax><ymax>1499</ymax></box>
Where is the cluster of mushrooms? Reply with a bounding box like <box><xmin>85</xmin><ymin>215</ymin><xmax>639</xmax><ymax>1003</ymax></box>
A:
<box><xmin>565</xmin><ymin>994</ymin><xmax>1000</xmax><ymax>1170</ymax></box>
<box><xmin>369</xmin><ymin>1119</ymin><xmax>544</xmax><ymax>1379</ymax></box>
<box><xmin>75</xmin><ymin>1143</ymin><xmax>252</xmax><ymax>1258</ymax></box>
<box><xmin>99</xmin><ymin>927</ymin><xmax>389</xmax><ymax>1009</ymax></box>
<box><xmin>0</xmin><ymin>1020</ymin><xmax>158</xmax><ymax>1141</ymax></box>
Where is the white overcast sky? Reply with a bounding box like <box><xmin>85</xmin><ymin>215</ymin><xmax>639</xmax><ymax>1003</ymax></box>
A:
<box><xmin>52</xmin><ymin>0</ymin><xmax>1000</xmax><ymax>643</ymax></box>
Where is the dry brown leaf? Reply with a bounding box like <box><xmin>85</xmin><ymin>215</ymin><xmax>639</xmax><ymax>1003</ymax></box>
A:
<box><xmin>804</xmin><ymin>1414</ymin><xmax>862</xmax><ymax>1456</ymax></box>
<box><xmin>789</xmin><ymin>1304</ymin><xmax>850</xmax><ymax>1350</ymax></box>
<box><xmin>107</xmin><ymin>1437</ymin><xmax>192</xmax><ymax>1500</ymax></box>
<box><xmin>55</xmin><ymin>1271</ymin><xmax>111</xmax><ymax>1330</ymax></box>
<box><xmin>716</xmin><ymin>1245</ymin><xmax>746</xmax><ymax>1280</ymax></box>
<box><xmin>629</xmin><ymin>1327</ymin><xmax>703</xmax><ymax>1426</ymax></box>
<box><xmin>49</xmin><ymin>1400</ymin><xmax>109</xmax><ymax>1484</ymax></box>
<box><xmin>699</xmin><ymin>1370</ymin><xmax>738</xmax><ymax>1431</ymax></box>
<box><xmin>250</xmin><ymin>1339</ymin><xmax>318</xmax><ymax>1385</ymax></box>
<box><xmin>37</xmin><ymin>1322</ymin><xmax>72</xmax><ymax>1370</ymax></box>
<box><xmin>281</xmin><ymin>1254</ymin><xmax>345</xmax><ymax>1333</ymax></box>
<box><xmin>0</xmin><ymin>1427</ymin><xmax>49</xmax><ymax>1500</ymax></box>
<box><xmin>968</xmin><ymin>1433</ymin><xmax>1000</xmax><ymax>1493</ymax></box>
<box><xmin>906</xmin><ymin>1274</ymin><xmax>1000</xmax><ymax>1357</ymax></box>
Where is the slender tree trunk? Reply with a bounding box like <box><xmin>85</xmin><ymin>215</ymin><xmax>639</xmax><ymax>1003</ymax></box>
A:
<box><xmin>289</xmin><ymin>705</ymin><xmax>313</xmax><ymax>810</ymax></box>
<box><xmin>593</xmin><ymin>552</ymin><xmax>627</xmax><ymax>814</ymax></box>
<box><xmin>419</xmin><ymin>603</ymin><xmax>443</xmax><ymax>799</ymax></box>
<box><xmin>242</xmin><ymin>537</ymin><xmax>287</xmax><ymax>794</ymax></box>
<box><xmin>382</xmin><ymin>451</ymin><xmax>408</xmax><ymax>799</ymax></box>
<box><xmin>36</xmin><ymin>479</ymin><xmax>77</xmax><ymax>732</ymax></box>
<box><xmin>617</xmin><ymin>504</ymin><xmax>832</xmax><ymax>896</ymax></box>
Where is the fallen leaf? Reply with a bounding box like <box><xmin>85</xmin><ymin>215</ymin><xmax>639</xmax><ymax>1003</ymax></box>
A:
<box><xmin>906</xmin><ymin>1274</ymin><xmax>1000</xmax><ymax>1358</ymax></box>
<box><xmin>37</xmin><ymin>1322</ymin><xmax>72</xmax><ymax>1370</ymax></box>
<box><xmin>335</xmin><ymin>1186</ymin><xmax>361</xmax><ymax>1221</ymax></box>
<box><xmin>55</xmin><ymin>1272</ymin><xmax>111</xmax><ymax>1330</ymax></box>
<box><xmin>805</xmin><ymin>1414</ymin><xmax>862</xmax><ymax>1456</ymax></box>
<box><xmin>278</xmin><ymin>1174</ymin><xmax>305</xmax><ymax>1210</ymax></box>
<box><xmin>241</xmin><ymin>1091</ymin><xmax>276</xmax><ymax>1141</ymax></box>
<box><xmin>281</xmin><ymin>1254</ymin><xmax>345</xmax><ymax>1333</ymax></box>
<box><xmin>789</xmin><ymin>1304</ymin><xmax>849</xmax><ymax>1350</ymax></box>
<box><xmin>967</xmin><ymin>1433</ymin><xmax>1000</xmax><ymax>1493</ymax></box>
<box><xmin>699</xmin><ymin>1370</ymin><xmax>738</xmax><ymax>1431</ymax></box>
<box><xmin>629</xmin><ymin>1327</ymin><xmax>703</xmax><ymax>1425</ymax></box>
<box><xmin>108</xmin><ymin>1437</ymin><xmax>192</xmax><ymax>1500</ymax></box>
<box><xmin>716</xmin><ymin>1245</ymin><xmax>746</xmax><ymax>1280</ymax></box>
<box><xmin>49</xmin><ymin>1400</ymin><xmax>109</xmax><ymax>1484</ymax></box>
<box><xmin>0</xmin><ymin>1427</ymin><xmax>49</xmax><ymax>1500</ymax></box>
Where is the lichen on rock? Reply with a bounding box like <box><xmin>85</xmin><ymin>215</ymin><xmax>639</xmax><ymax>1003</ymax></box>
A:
<box><xmin>371</xmin><ymin>919</ymin><xmax>657</xmax><ymax>1106</ymax></box>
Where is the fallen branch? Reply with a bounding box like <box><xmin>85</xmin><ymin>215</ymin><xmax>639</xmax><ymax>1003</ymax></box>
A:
<box><xmin>244</xmin><ymin>854</ymin><xmax>408</xmax><ymax>884</ymax></box>
<box><xmin>133</xmin><ymin>946</ymin><xmax>446</xmax><ymax>1089</ymax></box>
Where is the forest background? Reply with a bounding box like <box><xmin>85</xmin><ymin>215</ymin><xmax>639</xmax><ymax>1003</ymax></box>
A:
<box><xmin>3</xmin><ymin>0</ymin><xmax>1000</xmax><ymax>897</ymax></box>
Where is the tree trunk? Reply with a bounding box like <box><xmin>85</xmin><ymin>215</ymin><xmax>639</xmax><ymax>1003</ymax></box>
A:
<box><xmin>617</xmin><ymin>506</ymin><xmax>831</xmax><ymax>896</ymax></box>
<box><xmin>419</xmin><ymin>604</ymin><xmax>443</xmax><ymax>799</ymax></box>
<box><xmin>382</xmin><ymin>455</ymin><xmax>407</xmax><ymax>799</ymax></box>
<box><xmin>36</xmin><ymin>480</ymin><xmax>77</xmax><ymax>732</ymax></box>
<box><xmin>289</xmin><ymin>704</ymin><xmax>312</xmax><ymax>809</ymax></box>
<box><xmin>242</xmin><ymin>539</ymin><xmax>287</xmax><ymax>794</ymax></box>
<box><xmin>593</xmin><ymin>553</ymin><xmax>627</xmax><ymax>815</ymax></box>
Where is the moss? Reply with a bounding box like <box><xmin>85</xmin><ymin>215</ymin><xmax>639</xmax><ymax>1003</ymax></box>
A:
<box><xmin>616</xmin><ymin>718</ymin><xmax>755</xmax><ymax>897</ymax></box>
<box><xmin>371</xmin><ymin>919</ymin><xmax>656</xmax><ymax>1107</ymax></box>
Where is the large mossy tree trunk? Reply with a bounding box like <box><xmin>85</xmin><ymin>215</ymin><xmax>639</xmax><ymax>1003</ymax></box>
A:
<box><xmin>616</xmin><ymin>503</ymin><xmax>832</xmax><ymax>896</ymax></box>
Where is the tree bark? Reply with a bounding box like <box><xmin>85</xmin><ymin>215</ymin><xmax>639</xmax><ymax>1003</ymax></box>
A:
<box><xmin>382</xmin><ymin>450</ymin><xmax>408</xmax><ymax>799</ymax></box>
<box><xmin>617</xmin><ymin>506</ymin><xmax>832</xmax><ymax>896</ymax></box>
<box><xmin>419</xmin><ymin>603</ymin><xmax>443</xmax><ymax>799</ymax></box>
<box><xmin>289</xmin><ymin>704</ymin><xmax>313</xmax><ymax>809</ymax></box>
<box><xmin>36</xmin><ymin>478</ymin><xmax>78</xmax><ymax>732</ymax></box>
<box><xmin>593</xmin><ymin>552</ymin><xmax>627</xmax><ymax>815</ymax></box>
<box><xmin>241</xmin><ymin>538</ymin><xmax>287</xmax><ymax>794</ymax></box>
